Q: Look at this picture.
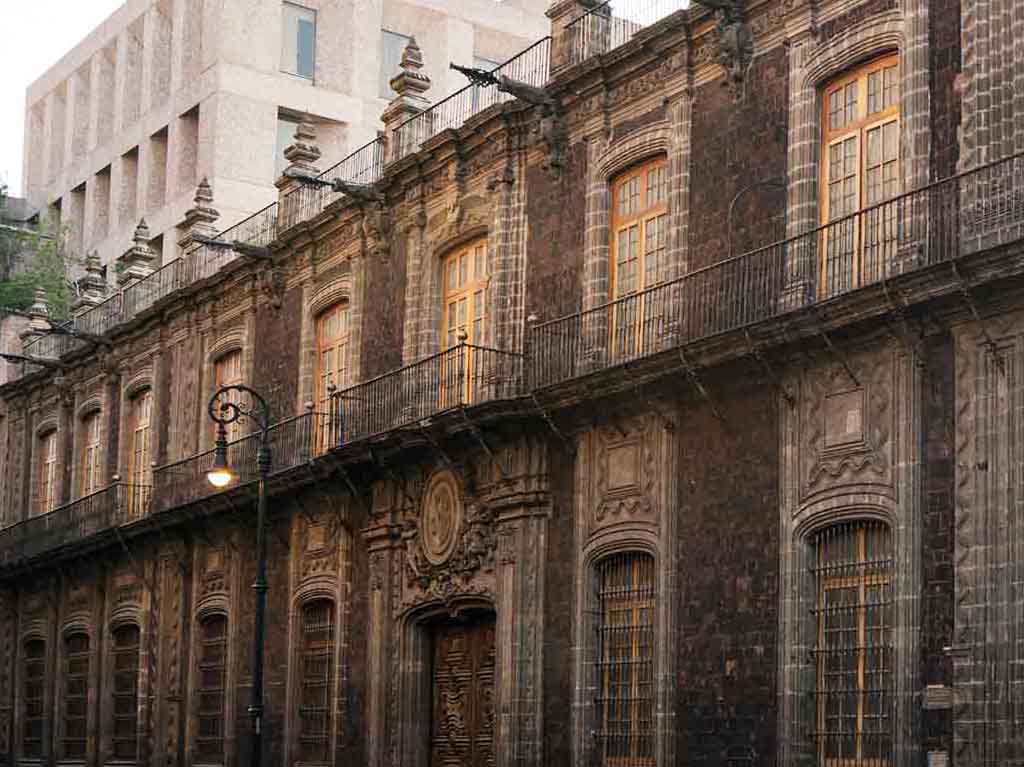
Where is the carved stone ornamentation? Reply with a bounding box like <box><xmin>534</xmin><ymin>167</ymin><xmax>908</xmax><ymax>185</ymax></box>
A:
<box><xmin>697</xmin><ymin>1</ymin><xmax>753</xmax><ymax>100</ymax></box>
<box><xmin>300</xmin><ymin>515</ymin><xmax>341</xmax><ymax>580</ymax></box>
<box><xmin>591</xmin><ymin>418</ymin><xmax>658</xmax><ymax>528</ymax></box>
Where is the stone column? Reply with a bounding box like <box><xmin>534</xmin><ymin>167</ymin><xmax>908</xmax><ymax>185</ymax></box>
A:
<box><xmin>546</xmin><ymin>0</ymin><xmax>608</xmax><ymax>75</ymax></box>
<box><xmin>276</xmin><ymin>124</ymin><xmax>322</xmax><ymax>232</ymax></box>
<box><xmin>380</xmin><ymin>38</ymin><xmax>431</xmax><ymax>165</ymax></box>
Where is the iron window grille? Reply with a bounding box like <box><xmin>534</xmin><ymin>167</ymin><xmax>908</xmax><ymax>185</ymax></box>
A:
<box><xmin>810</xmin><ymin>520</ymin><xmax>894</xmax><ymax>766</ymax></box>
<box><xmin>111</xmin><ymin>624</ymin><xmax>141</xmax><ymax>760</ymax></box>
<box><xmin>594</xmin><ymin>551</ymin><xmax>656</xmax><ymax>766</ymax></box>
<box><xmin>298</xmin><ymin>600</ymin><xmax>335</xmax><ymax>763</ymax></box>
<box><xmin>196</xmin><ymin>615</ymin><xmax>228</xmax><ymax>763</ymax></box>
<box><xmin>22</xmin><ymin>639</ymin><xmax>46</xmax><ymax>759</ymax></box>
<box><xmin>63</xmin><ymin>632</ymin><xmax>90</xmax><ymax>759</ymax></box>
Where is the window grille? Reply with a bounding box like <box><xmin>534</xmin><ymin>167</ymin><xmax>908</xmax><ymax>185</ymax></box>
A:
<box><xmin>196</xmin><ymin>615</ymin><xmax>227</xmax><ymax>763</ymax></box>
<box><xmin>22</xmin><ymin>639</ymin><xmax>46</xmax><ymax>758</ymax></box>
<box><xmin>298</xmin><ymin>600</ymin><xmax>335</xmax><ymax>763</ymax></box>
<box><xmin>810</xmin><ymin>520</ymin><xmax>893</xmax><ymax>766</ymax></box>
<box><xmin>111</xmin><ymin>624</ymin><xmax>141</xmax><ymax>760</ymax></box>
<box><xmin>594</xmin><ymin>551</ymin><xmax>656</xmax><ymax>766</ymax></box>
<box><xmin>63</xmin><ymin>632</ymin><xmax>90</xmax><ymax>759</ymax></box>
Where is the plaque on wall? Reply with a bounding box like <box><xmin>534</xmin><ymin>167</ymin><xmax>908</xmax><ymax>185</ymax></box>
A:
<box><xmin>421</xmin><ymin>471</ymin><xmax>463</xmax><ymax>566</ymax></box>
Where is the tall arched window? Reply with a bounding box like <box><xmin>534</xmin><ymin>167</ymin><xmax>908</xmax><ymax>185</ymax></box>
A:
<box><xmin>610</xmin><ymin>158</ymin><xmax>668</xmax><ymax>300</ymax></box>
<box><xmin>297</xmin><ymin>600</ymin><xmax>335</xmax><ymax>763</ymax></box>
<box><xmin>213</xmin><ymin>350</ymin><xmax>244</xmax><ymax>443</ymax></box>
<box><xmin>811</xmin><ymin>520</ymin><xmax>893</xmax><ymax>764</ymax></box>
<box><xmin>820</xmin><ymin>55</ymin><xmax>900</xmax><ymax>294</ymax></box>
<box><xmin>127</xmin><ymin>389</ymin><xmax>153</xmax><ymax>516</ymax></box>
<box><xmin>80</xmin><ymin>411</ymin><xmax>103</xmax><ymax>497</ymax></box>
<box><xmin>22</xmin><ymin>638</ymin><xmax>46</xmax><ymax>758</ymax></box>
<box><xmin>593</xmin><ymin>551</ymin><xmax>655</xmax><ymax>766</ymax></box>
<box><xmin>315</xmin><ymin>303</ymin><xmax>350</xmax><ymax>453</ymax></box>
<box><xmin>62</xmin><ymin>632</ymin><xmax>90</xmax><ymax>759</ymax></box>
<box><xmin>195</xmin><ymin>614</ymin><xmax>228</xmax><ymax>764</ymax></box>
<box><xmin>111</xmin><ymin>624</ymin><xmax>141</xmax><ymax>760</ymax></box>
<box><xmin>35</xmin><ymin>429</ymin><xmax>58</xmax><ymax>516</ymax></box>
<box><xmin>442</xmin><ymin>239</ymin><xmax>489</xmax><ymax>349</ymax></box>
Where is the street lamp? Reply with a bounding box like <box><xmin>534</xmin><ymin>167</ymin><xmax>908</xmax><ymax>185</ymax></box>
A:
<box><xmin>206</xmin><ymin>384</ymin><xmax>271</xmax><ymax>767</ymax></box>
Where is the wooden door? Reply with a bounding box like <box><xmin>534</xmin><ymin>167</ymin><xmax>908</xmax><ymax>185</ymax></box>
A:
<box><xmin>430</xmin><ymin>616</ymin><xmax>496</xmax><ymax>767</ymax></box>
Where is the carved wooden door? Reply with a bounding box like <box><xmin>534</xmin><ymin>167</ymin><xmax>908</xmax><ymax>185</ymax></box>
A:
<box><xmin>430</xmin><ymin>617</ymin><xmax>496</xmax><ymax>767</ymax></box>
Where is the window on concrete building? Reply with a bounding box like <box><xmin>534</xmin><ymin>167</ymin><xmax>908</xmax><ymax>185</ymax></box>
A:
<box><xmin>127</xmin><ymin>389</ymin><xmax>153</xmax><ymax>516</ymax></box>
<box><xmin>593</xmin><ymin>551</ymin><xmax>655</xmax><ymax>766</ymax></box>
<box><xmin>282</xmin><ymin>3</ymin><xmax>316</xmax><ymax>79</ymax></box>
<box><xmin>80</xmin><ymin>410</ymin><xmax>103</xmax><ymax>497</ymax></box>
<box><xmin>276</xmin><ymin>114</ymin><xmax>301</xmax><ymax>179</ymax></box>
<box><xmin>62</xmin><ymin>632</ymin><xmax>90</xmax><ymax>759</ymax></box>
<box><xmin>608</xmin><ymin>157</ymin><xmax>668</xmax><ymax>357</ymax></box>
<box><xmin>820</xmin><ymin>55</ymin><xmax>900</xmax><ymax>296</ymax></box>
<box><xmin>111</xmin><ymin>624</ymin><xmax>141</xmax><ymax>761</ymax></box>
<box><xmin>22</xmin><ymin>638</ymin><xmax>46</xmax><ymax>758</ymax></box>
<box><xmin>35</xmin><ymin>429</ymin><xmax>58</xmax><ymax>516</ymax></box>
<box><xmin>297</xmin><ymin>600</ymin><xmax>335</xmax><ymax>763</ymax></box>
<box><xmin>315</xmin><ymin>303</ymin><xmax>349</xmax><ymax>453</ymax></box>
<box><xmin>195</xmin><ymin>614</ymin><xmax>228</xmax><ymax>763</ymax></box>
<box><xmin>380</xmin><ymin>29</ymin><xmax>412</xmax><ymax>98</ymax></box>
<box><xmin>811</xmin><ymin>520</ymin><xmax>893</xmax><ymax>765</ymax></box>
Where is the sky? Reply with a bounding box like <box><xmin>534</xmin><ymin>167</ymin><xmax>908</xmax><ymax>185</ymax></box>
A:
<box><xmin>0</xmin><ymin>1</ymin><xmax>125</xmax><ymax>198</ymax></box>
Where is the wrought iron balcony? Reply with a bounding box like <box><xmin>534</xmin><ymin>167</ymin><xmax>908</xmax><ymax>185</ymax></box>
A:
<box><xmin>0</xmin><ymin>483</ymin><xmax>151</xmax><ymax>568</ymax></box>
<box><xmin>560</xmin><ymin>0</ymin><xmax>685</xmax><ymax>70</ymax></box>
<box><xmin>151</xmin><ymin>412</ymin><xmax>322</xmax><ymax>512</ymax></box>
<box><xmin>325</xmin><ymin>343</ymin><xmax>523</xmax><ymax>448</ymax></box>
<box><xmin>529</xmin><ymin>153</ymin><xmax>1024</xmax><ymax>390</ymax></box>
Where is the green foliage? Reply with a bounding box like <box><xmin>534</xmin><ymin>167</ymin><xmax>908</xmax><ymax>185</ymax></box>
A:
<box><xmin>0</xmin><ymin>218</ymin><xmax>75</xmax><ymax>321</ymax></box>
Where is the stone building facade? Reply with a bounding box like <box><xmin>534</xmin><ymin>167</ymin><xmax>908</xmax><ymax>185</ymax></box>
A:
<box><xmin>1</xmin><ymin>0</ymin><xmax>1023</xmax><ymax>766</ymax></box>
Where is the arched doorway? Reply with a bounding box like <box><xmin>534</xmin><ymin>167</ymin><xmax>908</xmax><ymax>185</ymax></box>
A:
<box><xmin>427</xmin><ymin>610</ymin><xmax>496</xmax><ymax>766</ymax></box>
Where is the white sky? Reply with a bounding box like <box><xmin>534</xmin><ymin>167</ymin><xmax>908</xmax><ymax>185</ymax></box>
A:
<box><xmin>0</xmin><ymin>1</ymin><xmax>125</xmax><ymax>198</ymax></box>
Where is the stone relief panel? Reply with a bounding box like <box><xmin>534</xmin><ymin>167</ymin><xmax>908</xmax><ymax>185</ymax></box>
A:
<box><xmin>0</xmin><ymin>587</ymin><xmax>15</xmax><ymax>759</ymax></box>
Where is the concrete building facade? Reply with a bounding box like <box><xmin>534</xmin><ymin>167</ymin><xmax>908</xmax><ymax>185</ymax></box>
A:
<box><xmin>2</xmin><ymin>0</ymin><xmax>1024</xmax><ymax>766</ymax></box>
<box><xmin>20</xmin><ymin>0</ymin><xmax>547</xmax><ymax>272</ymax></box>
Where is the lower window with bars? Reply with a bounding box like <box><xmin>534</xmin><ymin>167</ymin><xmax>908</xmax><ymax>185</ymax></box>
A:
<box><xmin>297</xmin><ymin>599</ymin><xmax>335</xmax><ymax>763</ymax></box>
<box><xmin>809</xmin><ymin>520</ymin><xmax>894</xmax><ymax>767</ymax></box>
<box><xmin>593</xmin><ymin>551</ymin><xmax>656</xmax><ymax>767</ymax></box>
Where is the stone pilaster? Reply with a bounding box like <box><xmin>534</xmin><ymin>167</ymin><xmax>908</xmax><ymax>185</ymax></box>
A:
<box><xmin>71</xmin><ymin>252</ymin><xmax>108</xmax><ymax>313</ymax></box>
<box><xmin>546</xmin><ymin>0</ymin><xmax>608</xmax><ymax>74</ymax></box>
<box><xmin>276</xmin><ymin>123</ymin><xmax>322</xmax><ymax>231</ymax></box>
<box><xmin>380</xmin><ymin>38</ymin><xmax>431</xmax><ymax>165</ymax></box>
<box><xmin>19</xmin><ymin>287</ymin><xmax>52</xmax><ymax>348</ymax></box>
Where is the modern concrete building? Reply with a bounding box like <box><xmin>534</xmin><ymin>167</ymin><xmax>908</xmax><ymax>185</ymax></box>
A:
<box><xmin>20</xmin><ymin>0</ymin><xmax>547</xmax><ymax>271</ymax></box>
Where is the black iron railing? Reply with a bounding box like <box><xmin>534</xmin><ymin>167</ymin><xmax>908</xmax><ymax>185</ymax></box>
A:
<box><xmin>325</xmin><ymin>343</ymin><xmax>522</xmax><ymax>447</ymax></box>
<box><xmin>151</xmin><ymin>412</ymin><xmax>321</xmax><ymax>512</ymax></box>
<box><xmin>0</xmin><ymin>483</ymin><xmax>151</xmax><ymax>567</ymax></box>
<box><xmin>561</xmin><ymin>0</ymin><xmax>684</xmax><ymax>68</ymax></box>
<box><xmin>530</xmin><ymin>152</ymin><xmax>1024</xmax><ymax>389</ymax></box>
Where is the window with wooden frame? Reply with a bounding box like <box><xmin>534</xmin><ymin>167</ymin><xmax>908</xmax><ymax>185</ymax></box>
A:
<box><xmin>213</xmin><ymin>350</ymin><xmax>244</xmax><ymax>443</ymax></box>
<box><xmin>111</xmin><ymin>624</ymin><xmax>141</xmax><ymax>761</ymax></box>
<box><xmin>22</xmin><ymin>638</ymin><xmax>46</xmax><ymax>759</ymax></box>
<box><xmin>811</xmin><ymin>520</ymin><xmax>893</xmax><ymax>766</ymax></box>
<box><xmin>594</xmin><ymin>551</ymin><xmax>655</xmax><ymax>766</ymax></box>
<box><xmin>35</xmin><ymin>429</ymin><xmax>58</xmax><ymax>516</ymax></box>
<box><xmin>314</xmin><ymin>302</ymin><xmax>350</xmax><ymax>453</ymax></box>
<box><xmin>297</xmin><ymin>600</ymin><xmax>335</xmax><ymax>763</ymax></box>
<box><xmin>62</xmin><ymin>632</ymin><xmax>90</xmax><ymax>759</ymax></box>
<box><xmin>195</xmin><ymin>614</ymin><xmax>228</xmax><ymax>764</ymax></box>
<box><xmin>442</xmin><ymin>239</ymin><xmax>489</xmax><ymax>350</ymax></box>
<box><xmin>609</xmin><ymin>158</ymin><xmax>668</xmax><ymax>357</ymax></box>
<box><xmin>820</xmin><ymin>55</ymin><xmax>900</xmax><ymax>296</ymax></box>
<box><xmin>127</xmin><ymin>390</ymin><xmax>153</xmax><ymax>515</ymax></box>
<box><xmin>80</xmin><ymin>411</ymin><xmax>103</xmax><ymax>498</ymax></box>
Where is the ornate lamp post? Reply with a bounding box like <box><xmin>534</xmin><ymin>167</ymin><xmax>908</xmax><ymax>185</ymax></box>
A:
<box><xmin>206</xmin><ymin>384</ymin><xmax>271</xmax><ymax>767</ymax></box>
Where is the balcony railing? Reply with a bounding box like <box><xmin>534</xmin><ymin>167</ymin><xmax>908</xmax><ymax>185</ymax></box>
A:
<box><xmin>530</xmin><ymin>152</ymin><xmax>1024</xmax><ymax>389</ymax></box>
<box><xmin>152</xmin><ymin>412</ymin><xmax>321</xmax><ymax>512</ymax></box>
<box><xmin>562</xmin><ymin>0</ymin><xmax>685</xmax><ymax>69</ymax></box>
<box><xmin>0</xmin><ymin>483</ymin><xmax>151</xmax><ymax>568</ymax></box>
<box><xmin>325</xmin><ymin>343</ymin><xmax>523</xmax><ymax>447</ymax></box>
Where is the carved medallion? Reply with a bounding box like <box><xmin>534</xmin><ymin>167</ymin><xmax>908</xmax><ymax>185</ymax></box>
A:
<box><xmin>421</xmin><ymin>472</ymin><xmax>463</xmax><ymax>566</ymax></box>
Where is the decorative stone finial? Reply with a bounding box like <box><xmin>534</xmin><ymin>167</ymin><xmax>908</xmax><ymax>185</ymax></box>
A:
<box><xmin>381</xmin><ymin>37</ymin><xmax>433</xmax><ymax>164</ymax></box>
<box><xmin>71</xmin><ymin>251</ymin><xmax>109</xmax><ymax>312</ymax></box>
<box><xmin>178</xmin><ymin>178</ymin><xmax>221</xmax><ymax>250</ymax></box>
<box><xmin>117</xmin><ymin>218</ymin><xmax>157</xmax><ymax>287</ymax></box>
<box><xmin>19</xmin><ymin>286</ymin><xmax>52</xmax><ymax>345</ymax></box>
<box><xmin>278</xmin><ymin>122</ymin><xmax>322</xmax><ymax>184</ymax></box>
